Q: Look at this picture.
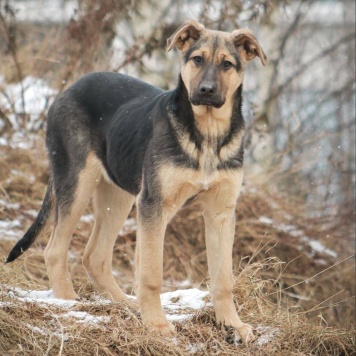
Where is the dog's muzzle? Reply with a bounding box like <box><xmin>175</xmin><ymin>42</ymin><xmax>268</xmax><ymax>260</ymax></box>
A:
<box><xmin>190</xmin><ymin>81</ymin><xmax>225</xmax><ymax>108</ymax></box>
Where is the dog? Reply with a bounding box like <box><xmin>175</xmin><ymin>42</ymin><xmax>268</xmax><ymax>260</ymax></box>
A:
<box><xmin>6</xmin><ymin>19</ymin><xmax>266</xmax><ymax>344</ymax></box>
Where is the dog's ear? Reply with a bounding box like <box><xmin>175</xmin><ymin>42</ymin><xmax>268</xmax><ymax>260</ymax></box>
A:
<box><xmin>167</xmin><ymin>19</ymin><xmax>205</xmax><ymax>52</ymax></box>
<box><xmin>232</xmin><ymin>29</ymin><xmax>267</xmax><ymax>66</ymax></box>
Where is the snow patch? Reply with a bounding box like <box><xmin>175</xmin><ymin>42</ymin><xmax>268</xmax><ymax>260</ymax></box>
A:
<box><xmin>0</xmin><ymin>219</ymin><xmax>23</xmax><ymax>240</ymax></box>
<box><xmin>80</xmin><ymin>214</ymin><xmax>94</xmax><ymax>223</ymax></box>
<box><xmin>23</xmin><ymin>323</ymin><xmax>47</xmax><ymax>335</ymax></box>
<box><xmin>259</xmin><ymin>216</ymin><xmax>273</xmax><ymax>225</ymax></box>
<box><xmin>254</xmin><ymin>325</ymin><xmax>281</xmax><ymax>346</ymax></box>
<box><xmin>161</xmin><ymin>288</ymin><xmax>211</xmax><ymax>323</ymax></box>
<box><xmin>119</xmin><ymin>218</ymin><xmax>137</xmax><ymax>236</ymax></box>
<box><xmin>258</xmin><ymin>216</ymin><xmax>337</xmax><ymax>258</ymax></box>
<box><xmin>161</xmin><ymin>288</ymin><xmax>211</xmax><ymax>311</ymax></box>
<box><xmin>60</xmin><ymin>310</ymin><xmax>110</xmax><ymax>324</ymax></box>
<box><xmin>9</xmin><ymin>288</ymin><xmax>78</xmax><ymax>308</ymax></box>
<box><xmin>167</xmin><ymin>313</ymin><xmax>194</xmax><ymax>322</ymax></box>
<box><xmin>0</xmin><ymin>219</ymin><xmax>21</xmax><ymax>229</ymax></box>
<box><xmin>0</xmin><ymin>75</ymin><xmax>57</xmax><ymax>149</ymax></box>
<box><xmin>301</xmin><ymin>237</ymin><xmax>337</xmax><ymax>258</ymax></box>
<box><xmin>186</xmin><ymin>342</ymin><xmax>205</xmax><ymax>354</ymax></box>
<box><xmin>0</xmin><ymin>200</ymin><xmax>21</xmax><ymax>210</ymax></box>
<box><xmin>0</xmin><ymin>76</ymin><xmax>56</xmax><ymax>127</ymax></box>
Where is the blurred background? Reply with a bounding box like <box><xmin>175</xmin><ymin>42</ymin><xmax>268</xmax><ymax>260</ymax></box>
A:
<box><xmin>0</xmin><ymin>0</ymin><xmax>355</xmax><ymax>330</ymax></box>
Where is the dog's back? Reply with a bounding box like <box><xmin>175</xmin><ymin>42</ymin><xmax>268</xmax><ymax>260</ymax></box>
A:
<box><xmin>47</xmin><ymin>72</ymin><xmax>166</xmax><ymax>193</ymax></box>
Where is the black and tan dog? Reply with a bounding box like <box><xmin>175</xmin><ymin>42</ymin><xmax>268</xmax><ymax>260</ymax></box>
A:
<box><xmin>6</xmin><ymin>20</ymin><xmax>266</xmax><ymax>344</ymax></box>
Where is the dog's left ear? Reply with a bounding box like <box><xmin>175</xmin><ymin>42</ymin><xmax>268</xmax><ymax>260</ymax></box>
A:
<box><xmin>167</xmin><ymin>19</ymin><xmax>205</xmax><ymax>52</ymax></box>
<box><xmin>232</xmin><ymin>29</ymin><xmax>267</xmax><ymax>66</ymax></box>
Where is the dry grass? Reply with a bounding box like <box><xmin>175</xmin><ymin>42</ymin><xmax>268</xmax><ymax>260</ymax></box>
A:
<box><xmin>0</xmin><ymin>141</ymin><xmax>355</xmax><ymax>355</ymax></box>
<box><xmin>1</xmin><ymin>257</ymin><xmax>355</xmax><ymax>355</ymax></box>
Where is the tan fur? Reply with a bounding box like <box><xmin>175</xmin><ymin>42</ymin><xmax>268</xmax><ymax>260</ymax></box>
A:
<box><xmin>219</xmin><ymin>129</ymin><xmax>245</xmax><ymax>162</ymax></box>
<box><xmin>136</xmin><ymin>190</ymin><xmax>181</xmax><ymax>335</ymax></box>
<box><xmin>169</xmin><ymin>118</ymin><xmax>199</xmax><ymax>161</ymax></box>
<box><xmin>182</xmin><ymin>48</ymin><xmax>243</xmax><ymax>111</ymax></box>
<box><xmin>82</xmin><ymin>178</ymin><xmax>135</xmax><ymax>303</ymax></box>
<box><xmin>232</xmin><ymin>29</ymin><xmax>267</xmax><ymax>65</ymax></box>
<box><xmin>199</xmin><ymin>172</ymin><xmax>254</xmax><ymax>343</ymax></box>
<box><xmin>167</xmin><ymin>19</ymin><xmax>205</xmax><ymax>52</ymax></box>
<box><xmin>180</xmin><ymin>33</ymin><xmax>245</xmax><ymax>138</ymax></box>
<box><xmin>45</xmin><ymin>152</ymin><xmax>103</xmax><ymax>299</ymax></box>
<box><xmin>45</xmin><ymin>153</ymin><xmax>136</xmax><ymax>303</ymax></box>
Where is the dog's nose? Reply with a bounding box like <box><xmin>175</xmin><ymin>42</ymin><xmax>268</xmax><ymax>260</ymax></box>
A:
<box><xmin>199</xmin><ymin>82</ymin><xmax>216</xmax><ymax>96</ymax></box>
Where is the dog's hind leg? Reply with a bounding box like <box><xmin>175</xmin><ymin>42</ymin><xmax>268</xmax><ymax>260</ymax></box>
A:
<box><xmin>44</xmin><ymin>153</ymin><xmax>101</xmax><ymax>300</ymax></box>
<box><xmin>82</xmin><ymin>178</ymin><xmax>135</xmax><ymax>303</ymax></box>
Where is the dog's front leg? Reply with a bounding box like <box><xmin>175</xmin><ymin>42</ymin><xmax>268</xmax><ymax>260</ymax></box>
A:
<box><xmin>202</xmin><ymin>178</ymin><xmax>255</xmax><ymax>345</ymax></box>
<box><xmin>136</xmin><ymin>193</ymin><xmax>175</xmax><ymax>335</ymax></box>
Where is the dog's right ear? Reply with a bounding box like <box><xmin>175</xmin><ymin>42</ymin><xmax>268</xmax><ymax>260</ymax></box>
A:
<box><xmin>167</xmin><ymin>19</ymin><xmax>205</xmax><ymax>52</ymax></box>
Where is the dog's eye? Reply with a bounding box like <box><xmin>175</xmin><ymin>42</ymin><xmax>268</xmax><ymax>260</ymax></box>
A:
<box><xmin>193</xmin><ymin>56</ymin><xmax>203</xmax><ymax>64</ymax></box>
<box><xmin>223</xmin><ymin>61</ymin><xmax>233</xmax><ymax>68</ymax></box>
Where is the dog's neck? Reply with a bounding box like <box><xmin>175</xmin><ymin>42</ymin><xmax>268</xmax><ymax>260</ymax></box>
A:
<box><xmin>172</xmin><ymin>76</ymin><xmax>244</xmax><ymax>147</ymax></box>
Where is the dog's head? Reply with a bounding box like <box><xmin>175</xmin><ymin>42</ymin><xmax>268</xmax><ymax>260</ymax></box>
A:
<box><xmin>167</xmin><ymin>20</ymin><xmax>266</xmax><ymax>110</ymax></box>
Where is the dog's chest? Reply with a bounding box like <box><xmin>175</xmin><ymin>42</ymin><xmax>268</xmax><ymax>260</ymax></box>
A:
<box><xmin>159</xmin><ymin>138</ymin><xmax>239</xmax><ymax>203</ymax></box>
<box><xmin>162</xmin><ymin>112</ymin><xmax>244</xmax><ymax>201</ymax></box>
<box><xmin>198</xmin><ymin>140</ymin><xmax>219</xmax><ymax>177</ymax></box>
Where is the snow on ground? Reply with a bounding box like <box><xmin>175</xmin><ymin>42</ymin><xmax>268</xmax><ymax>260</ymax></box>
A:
<box><xmin>0</xmin><ymin>75</ymin><xmax>56</xmax><ymax>149</ymax></box>
<box><xmin>254</xmin><ymin>325</ymin><xmax>282</xmax><ymax>346</ymax></box>
<box><xmin>161</xmin><ymin>288</ymin><xmax>211</xmax><ymax>311</ymax></box>
<box><xmin>79</xmin><ymin>214</ymin><xmax>94</xmax><ymax>223</ymax></box>
<box><xmin>6</xmin><ymin>286</ymin><xmax>210</xmax><ymax>318</ymax></box>
<box><xmin>0</xmin><ymin>218</ymin><xmax>23</xmax><ymax>240</ymax></box>
<box><xmin>258</xmin><ymin>215</ymin><xmax>337</xmax><ymax>259</ymax></box>
<box><xmin>8</xmin><ymin>288</ymin><xmax>78</xmax><ymax>308</ymax></box>
<box><xmin>161</xmin><ymin>288</ymin><xmax>211</xmax><ymax>322</ymax></box>
<box><xmin>60</xmin><ymin>310</ymin><xmax>111</xmax><ymax>324</ymax></box>
<box><xmin>1</xmin><ymin>285</ymin><xmax>280</xmax><ymax>347</ymax></box>
<box><xmin>0</xmin><ymin>76</ymin><xmax>56</xmax><ymax>130</ymax></box>
<box><xmin>119</xmin><ymin>217</ymin><xmax>137</xmax><ymax>236</ymax></box>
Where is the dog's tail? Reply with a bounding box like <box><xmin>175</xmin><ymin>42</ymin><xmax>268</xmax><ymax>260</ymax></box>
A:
<box><xmin>6</xmin><ymin>177</ymin><xmax>55</xmax><ymax>263</ymax></box>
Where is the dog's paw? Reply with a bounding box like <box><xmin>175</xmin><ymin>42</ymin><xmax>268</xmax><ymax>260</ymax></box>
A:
<box><xmin>53</xmin><ymin>290</ymin><xmax>80</xmax><ymax>300</ymax></box>
<box><xmin>152</xmin><ymin>320</ymin><xmax>176</xmax><ymax>336</ymax></box>
<box><xmin>223</xmin><ymin>325</ymin><xmax>242</xmax><ymax>345</ymax></box>
<box><xmin>220</xmin><ymin>322</ymin><xmax>255</xmax><ymax>345</ymax></box>
<box><xmin>236</xmin><ymin>323</ymin><xmax>255</xmax><ymax>344</ymax></box>
<box><xmin>123</xmin><ymin>297</ymin><xmax>139</xmax><ymax>310</ymax></box>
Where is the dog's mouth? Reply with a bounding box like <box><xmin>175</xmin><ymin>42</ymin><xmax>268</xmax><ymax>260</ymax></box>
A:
<box><xmin>190</xmin><ymin>97</ymin><xmax>225</xmax><ymax>109</ymax></box>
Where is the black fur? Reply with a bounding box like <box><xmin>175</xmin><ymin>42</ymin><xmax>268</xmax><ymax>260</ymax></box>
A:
<box><xmin>6</xmin><ymin>177</ymin><xmax>54</xmax><ymax>263</ymax></box>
